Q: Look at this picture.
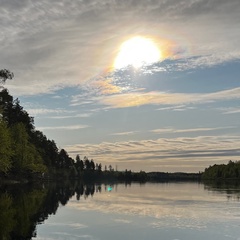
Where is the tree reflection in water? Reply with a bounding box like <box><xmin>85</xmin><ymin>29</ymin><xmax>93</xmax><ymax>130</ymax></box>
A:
<box><xmin>1</xmin><ymin>180</ymin><xmax>239</xmax><ymax>239</ymax></box>
<box><xmin>203</xmin><ymin>180</ymin><xmax>240</xmax><ymax>201</ymax></box>
<box><xmin>0</xmin><ymin>181</ymin><xmax>103</xmax><ymax>240</ymax></box>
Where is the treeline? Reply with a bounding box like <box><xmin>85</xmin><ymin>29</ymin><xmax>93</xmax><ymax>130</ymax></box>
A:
<box><xmin>3</xmin><ymin>70</ymin><xmax>238</xmax><ymax>183</ymax></box>
<box><xmin>0</xmin><ymin>71</ymin><xmax>147</xmax><ymax>182</ymax></box>
<box><xmin>147</xmin><ymin>172</ymin><xmax>201</xmax><ymax>181</ymax></box>
<box><xmin>0</xmin><ymin>87</ymin><xmax>78</xmax><ymax>179</ymax></box>
<box><xmin>202</xmin><ymin>160</ymin><xmax>240</xmax><ymax>180</ymax></box>
<box><xmin>0</xmin><ymin>70</ymin><xmax>104</xmax><ymax>180</ymax></box>
<box><xmin>0</xmin><ymin>70</ymin><xmax>168</xmax><ymax>182</ymax></box>
<box><xmin>0</xmin><ymin>82</ymin><xmax>147</xmax><ymax>181</ymax></box>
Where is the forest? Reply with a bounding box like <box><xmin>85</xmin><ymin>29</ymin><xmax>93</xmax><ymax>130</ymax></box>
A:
<box><xmin>0</xmin><ymin>81</ymin><xmax>150</xmax><ymax>182</ymax></box>
<box><xmin>0</xmin><ymin>89</ymin><xmax>69</xmax><ymax>178</ymax></box>
<box><xmin>202</xmin><ymin>160</ymin><xmax>240</xmax><ymax>180</ymax></box>
<box><xmin>0</xmin><ymin>69</ymin><xmax>103</xmax><ymax>181</ymax></box>
<box><xmin>0</xmin><ymin>69</ymin><xmax>152</xmax><ymax>182</ymax></box>
<box><xmin>0</xmin><ymin>69</ymin><xmax>238</xmax><ymax>182</ymax></box>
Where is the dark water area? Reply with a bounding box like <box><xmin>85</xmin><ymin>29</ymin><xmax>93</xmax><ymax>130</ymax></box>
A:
<box><xmin>1</xmin><ymin>180</ymin><xmax>240</xmax><ymax>240</ymax></box>
<box><xmin>0</xmin><ymin>181</ymin><xmax>95</xmax><ymax>240</ymax></box>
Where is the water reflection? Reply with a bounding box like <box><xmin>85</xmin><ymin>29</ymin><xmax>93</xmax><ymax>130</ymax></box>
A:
<box><xmin>0</xmin><ymin>181</ymin><xmax>107</xmax><ymax>239</ymax></box>
<box><xmin>204</xmin><ymin>180</ymin><xmax>240</xmax><ymax>201</ymax></box>
<box><xmin>1</xmin><ymin>181</ymin><xmax>240</xmax><ymax>239</ymax></box>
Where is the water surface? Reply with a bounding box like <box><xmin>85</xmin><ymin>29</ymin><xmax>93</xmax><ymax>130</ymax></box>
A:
<box><xmin>1</xmin><ymin>181</ymin><xmax>240</xmax><ymax>239</ymax></box>
<box><xmin>35</xmin><ymin>182</ymin><xmax>240</xmax><ymax>240</ymax></box>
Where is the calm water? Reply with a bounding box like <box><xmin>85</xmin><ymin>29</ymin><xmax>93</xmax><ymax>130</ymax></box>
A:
<box><xmin>1</xmin><ymin>181</ymin><xmax>240</xmax><ymax>239</ymax></box>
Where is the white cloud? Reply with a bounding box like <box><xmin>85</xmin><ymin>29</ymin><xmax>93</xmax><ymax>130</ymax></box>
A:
<box><xmin>45</xmin><ymin>113</ymin><xmax>93</xmax><ymax>119</ymax></box>
<box><xmin>151</xmin><ymin>128</ymin><xmax>175</xmax><ymax>134</ymax></box>
<box><xmin>45</xmin><ymin>222</ymin><xmax>87</xmax><ymax>229</ymax></box>
<box><xmin>1</xmin><ymin>0</ymin><xmax>239</xmax><ymax>96</ymax></box>
<box><xmin>111</xmin><ymin>131</ymin><xmax>138</xmax><ymax>136</ymax></box>
<box><xmin>65</xmin><ymin>135</ymin><xmax>240</xmax><ymax>172</ymax></box>
<box><xmin>218</xmin><ymin>107</ymin><xmax>240</xmax><ymax>115</ymax></box>
<box><xmin>151</xmin><ymin>127</ymin><xmax>235</xmax><ymax>134</ymax></box>
<box><xmin>38</xmin><ymin>124</ymin><xmax>88</xmax><ymax>131</ymax></box>
<box><xmin>114</xmin><ymin>219</ymin><xmax>132</xmax><ymax>224</ymax></box>
<box><xmin>27</xmin><ymin>108</ymin><xmax>73</xmax><ymax>116</ymax></box>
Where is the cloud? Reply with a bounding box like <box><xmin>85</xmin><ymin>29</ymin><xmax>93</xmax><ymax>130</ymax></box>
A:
<box><xmin>156</xmin><ymin>105</ymin><xmax>188</xmax><ymax>111</ymax></box>
<box><xmin>65</xmin><ymin>135</ymin><xmax>240</xmax><ymax>172</ymax></box>
<box><xmin>97</xmin><ymin>91</ymin><xmax>195</xmax><ymax>108</ymax></box>
<box><xmin>220</xmin><ymin>107</ymin><xmax>240</xmax><ymax>114</ymax></box>
<box><xmin>150</xmin><ymin>128</ymin><xmax>175</xmax><ymax>134</ymax></box>
<box><xmin>175</xmin><ymin>127</ymin><xmax>234</xmax><ymax>133</ymax></box>
<box><xmin>94</xmin><ymin>87</ymin><xmax>240</xmax><ymax>109</ymax></box>
<box><xmin>47</xmin><ymin>113</ymin><xmax>93</xmax><ymax>119</ymax></box>
<box><xmin>46</xmin><ymin>222</ymin><xmax>87</xmax><ymax>229</ymax></box>
<box><xmin>38</xmin><ymin>124</ymin><xmax>88</xmax><ymax>131</ymax></box>
<box><xmin>27</xmin><ymin>108</ymin><xmax>74</xmax><ymax>116</ymax></box>
<box><xmin>52</xmin><ymin>232</ymin><xmax>94</xmax><ymax>240</ymax></box>
<box><xmin>151</xmin><ymin>127</ymin><xmax>235</xmax><ymax>134</ymax></box>
<box><xmin>111</xmin><ymin>131</ymin><xmax>138</xmax><ymax>136</ymax></box>
<box><xmin>1</xmin><ymin>0</ymin><xmax>240</xmax><ymax>96</ymax></box>
<box><xmin>89</xmin><ymin>78</ymin><xmax>123</xmax><ymax>95</ymax></box>
<box><xmin>114</xmin><ymin>219</ymin><xmax>132</xmax><ymax>224</ymax></box>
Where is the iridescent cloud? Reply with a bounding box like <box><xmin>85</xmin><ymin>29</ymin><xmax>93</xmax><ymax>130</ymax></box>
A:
<box><xmin>95</xmin><ymin>87</ymin><xmax>240</xmax><ymax>109</ymax></box>
<box><xmin>1</xmin><ymin>0</ymin><xmax>240</xmax><ymax>95</ymax></box>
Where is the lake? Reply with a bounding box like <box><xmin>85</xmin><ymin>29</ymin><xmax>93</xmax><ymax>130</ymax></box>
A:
<box><xmin>1</xmin><ymin>181</ymin><xmax>240</xmax><ymax>240</ymax></box>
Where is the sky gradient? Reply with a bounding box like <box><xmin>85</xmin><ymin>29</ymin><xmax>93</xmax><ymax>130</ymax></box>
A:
<box><xmin>1</xmin><ymin>0</ymin><xmax>240</xmax><ymax>172</ymax></box>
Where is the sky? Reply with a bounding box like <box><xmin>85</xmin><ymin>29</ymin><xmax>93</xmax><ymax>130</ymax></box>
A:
<box><xmin>1</xmin><ymin>0</ymin><xmax>240</xmax><ymax>172</ymax></box>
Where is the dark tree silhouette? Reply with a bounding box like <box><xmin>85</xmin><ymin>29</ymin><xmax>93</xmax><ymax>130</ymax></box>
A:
<box><xmin>0</xmin><ymin>69</ymin><xmax>14</xmax><ymax>85</ymax></box>
<box><xmin>90</xmin><ymin>159</ymin><xmax>95</xmax><ymax>171</ymax></box>
<box><xmin>84</xmin><ymin>156</ymin><xmax>90</xmax><ymax>170</ymax></box>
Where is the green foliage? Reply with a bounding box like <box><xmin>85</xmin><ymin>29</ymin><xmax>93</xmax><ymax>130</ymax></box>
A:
<box><xmin>0</xmin><ymin>85</ymin><xmax>72</xmax><ymax>178</ymax></box>
<box><xmin>0</xmin><ymin>182</ymin><xmax>102</xmax><ymax>239</ymax></box>
<box><xmin>13</xmin><ymin>189</ymin><xmax>47</xmax><ymax>237</ymax></box>
<box><xmin>0</xmin><ymin>89</ymin><xmax>34</xmax><ymax>130</ymax></box>
<box><xmin>0</xmin><ymin>120</ymin><xmax>12</xmax><ymax>173</ymax></box>
<box><xmin>0</xmin><ymin>185</ymin><xmax>48</xmax><ymax>239</ymax></box>
<box><xmin>10</xmin><ymin>123</ymin><xmax>47</xmax><ymax>174</ymax></box>
<box><xmin>0</xmin><ymin>193</ymin><xmax>15</xmax><ymax>240</ymax></box>
<box><xmin>30</xmin><ymin>130</ymin><xmax>59</xmax><ymax>168</ymax></box>
<box><xmin>202</xmin><ymin>161</ymin><xmax>240</xmax><ymax>180</ymax></box>
<box><xmin>1</xmin><ymin>70</ymin><xmax>158</xmax><ymax>181</ymax></box>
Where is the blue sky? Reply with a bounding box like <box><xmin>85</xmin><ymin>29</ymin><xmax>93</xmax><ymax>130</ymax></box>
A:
<box><xmin>1</xmin><ymin>0</ymin><xmax>240</xmax><ymax>172</ymax></box>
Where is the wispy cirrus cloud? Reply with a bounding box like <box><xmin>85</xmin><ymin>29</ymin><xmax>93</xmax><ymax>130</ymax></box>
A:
<box><xmin>27</xmin><ymin>108</ymin><xmax>74</xmax><ymax>116</ymax></box>
<box><xmin>48</xmin><ymin>113</ymin><xmax>93</xmax><ymax>119</ymax></box>
<box><xmin>95</xmin><ymin>87</ymin><xmax>240</xmax><ymax>109</ymax></box>
<box><xmin>151</xmin><ymin>126</ymin><xmax>235</xmax><ymax>134</ymax></box>
<box><xmin>111</xmin><ymin>131</ymin><xmax>139</xmax><ymax>136</ymax></box>
<box><xmin>45</xmin><ymin>222</ymin><xmax>87</xmax><ymax>229</ymax></box>
<box><xmin>219</xmin><ymin>107</ymin><xmax>240</xmax><ymax>115</ymax></box>
<box><xmin>156</xmin><ymin>105</ymin><xmax>195</xmax><ymax>111</ymax></box>
<box><xmin>97</xmin><ymin>91</ymin><xmax>195</xmax><ymax>108</ymax></box>
<box><xmin>89</xmin><ymin>78</ymin><xmax>123</xmax><ymax>95</ymax></box>
<box><xmin>150</xmin><ymin>128</ymin><xmax>175</xmax><ymax>134</ymax></box>
<box><xmin>1</xmin><ymin>0</ymin><xmax>240</xmax><ymax>96</ymax></box>
<box><xmin>38</xmin><ymin>124</ymin><xmax>88</xmax><ymax>131</ymax></box>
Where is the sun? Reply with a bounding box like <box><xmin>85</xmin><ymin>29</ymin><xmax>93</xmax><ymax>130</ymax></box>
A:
<box><xmin>114</xmin><ymin>36</ymin><xmax>162</xmax><ymax>70</ymax></box>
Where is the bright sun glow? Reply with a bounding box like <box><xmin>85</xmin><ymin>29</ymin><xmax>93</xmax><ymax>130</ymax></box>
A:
<box><xmin>114</xmin><ymin>36</ymin><xmax>161</xmax><ymax>70</ymax></box>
